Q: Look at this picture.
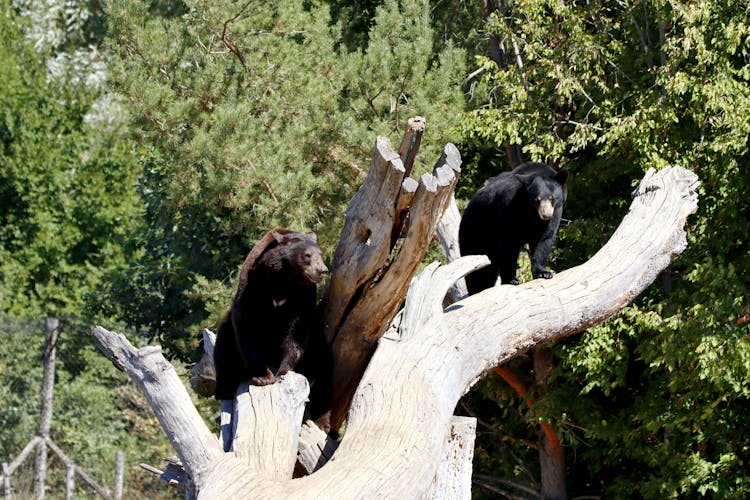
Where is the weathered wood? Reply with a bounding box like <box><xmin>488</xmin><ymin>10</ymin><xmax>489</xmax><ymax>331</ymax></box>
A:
<box><xmin>139</xmin><ymin>462</ymin><xmax>184</xmax><ymax>489</ymax></box>
<box><xmin>2</xmin><ymin>462</ymin><xmax>10</xmax><ymax>498</ymax></box>
<box><xmin>46</xmin><ymin>438</ymin><xmax>112</xmax><ymax>499</ymax></box>
<box><xmin>93</xmin><ymin>165</ymin><xmax>698</xmax><ymax>499</ymax></box>
<box><xmin>65</xmin><ymin>465</ymin><xmax>75</xmax><ymax>500</ymax></box>
<box><xmin>189</xmin><ymin>328</ymin><xmax>217</xmax><ymax>397</ymax></box>
<box><xmin>295</xmin><ymin>420</ymin><xmax>339</xmax><ymax>477</ymax></box>
<box><xmin>435</xmin><ymin>195</ymin><xmax>468</xmax><ymax>301</ymax></box>
<box><xmin>114</xmin><ymin>451</ymin><xmax>124</xmax><ymax>500</ymax></box>
<box><xmin>90</xmin><ymin>326</ymin><xmax>222</xmax><ymax>492</ymax></box>
<box><xmin>5</xmin><ymin>436</ymin><xmax>42</xmax><ymax>475</ymax></box>
<box><xmin>392</xmin><ymin>176</ymin><xmax>419</xmax><ymax>247</ymax></box>
<box><xmin>321</xmin><ymin>136</ymin><xmax>406</xmax><ymax>347</ymax></box>
<box><xmin>228</xmin><ymin>375</ymin><xmax>308</xmax><ymax>479</ymax></box>
<box><xmin>397</xmin><ymin>116</ymin><xmax>426</xmax><ymax>177</ymax></box>
<box><xmin>428</xmin><ymin>416</ymin><xmax>477</xmax><ymax>500</ymax></box>
<box><xmin>328</xmin><ymin>139</ymin><xmax>462</xmax><ymax>427</ymax></box>
<box><xmin>392</xmin><ymin>116</ymin><xmax>426</xmax><ymax>244</ymax></box>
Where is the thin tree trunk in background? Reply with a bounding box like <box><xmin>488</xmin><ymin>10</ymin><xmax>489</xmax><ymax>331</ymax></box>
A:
<box><xmin>534</xmin><ymin>348</ymin><xmax>567</xmax><ymax>500</ymax></box>
<box><xmin>114</xmin><ymin>451</ymin><xmax>125</xmax><ymax>500</ymax></box>
<box><xmin>65</xmin><ymin>465</ymin><xmax>75</xmax><ymax>500</ymax></box>
<box><xmin>33</xmin><ymin>317</ymin><xmax>60</xmax><ymax>500</ymax></box>
<box><xmin>492</xmin><ymin>349</ymin><xmax>568</xmax><ymax>499</ymax></box>
<box><xmin>481</xmin><ymin>0</ymin><xmax>524</xmax><ymax>168</ymax></box>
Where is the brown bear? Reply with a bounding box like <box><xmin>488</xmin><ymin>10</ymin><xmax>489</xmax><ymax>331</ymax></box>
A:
<box><xmin>213</xmin><ymin>228</ymin><xmax>328</xmax><ymax>400</ymax></box>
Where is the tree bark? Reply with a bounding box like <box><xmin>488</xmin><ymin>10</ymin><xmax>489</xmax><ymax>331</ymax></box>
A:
<box><xmin>435</xmin><ymin>195</ymin><xmax>468</xmax><ymax>302</ymax></box>
<box><xmin>92</xmin><ymin>164</ymin><xmax>698</xmax><ymax>498</ymax></box>
<box><xmin>90</xmin><ymin>328</ymin><xmax>223</xmax><ymax>489</ymax></box>
<box><xmin>534</xmin><ymin>348</ymin><xmax>567</xmax><ymax>500</ymax></box>
<box><xmin>322</xmin><ymin>131</ymin><xmax>461</xmax><ymax>428</ymax></box>
<box><xmin>34</xmin><ymin>317</ymin><xmax>59</xmax><ymax>500</ymax></box>
<box><xmin>428</xmin><ymin>417</ymin><xmax>476</xmax><ymax>499</ymax></box>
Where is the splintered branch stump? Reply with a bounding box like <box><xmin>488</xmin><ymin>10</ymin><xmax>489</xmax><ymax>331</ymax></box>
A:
<box><xmin>92</xmin><ymin>117</ymin><xmax>699</xmax><ymax>497</ymax></box>
<box><xmin>322</xmin><ymin>118</ymin><xmax>462</xmax><ymax>427</ymax></box>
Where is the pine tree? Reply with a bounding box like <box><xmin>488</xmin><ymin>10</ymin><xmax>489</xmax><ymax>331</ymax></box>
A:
<box><xmin>101</xmin><ymin>0</ymin><xmax>467</xmax><ymax>358</ymax></box>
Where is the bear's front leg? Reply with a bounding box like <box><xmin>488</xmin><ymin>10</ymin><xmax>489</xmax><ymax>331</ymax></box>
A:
<box><xmin>530</xmin><ymin>240</ymin><xmax>554</xmax><ymax>279</ymax></box>
<box><xmin>250</xmin><ymin>368</ymin><xmax>276</xmax><ymax>386</ymax></box>
<box><xmin>276</xmin><ymin>330</ymin><xmax>304</xmax><ymax>379</ymax></box>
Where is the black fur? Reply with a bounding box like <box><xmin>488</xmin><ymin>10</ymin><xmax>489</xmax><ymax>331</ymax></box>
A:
<box><xmin>459</xmin><ymin>162</ymin><xmax>568</xmax><ymax>294</ymax></box>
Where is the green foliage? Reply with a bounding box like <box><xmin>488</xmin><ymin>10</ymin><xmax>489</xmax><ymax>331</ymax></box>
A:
<box><xmin>0</xmin><ymin>316</ymin><xmax>176</xmax><ymax>497</ymax></box>
<box><xmin>0</xmin><ymin>6</ymin><xmax>141</xmax><ymax>317</ymax></box>
<box><xmin>100</xmin><ymin>0</ymin><xmax>466</xmax><ymax>359</ymax></box>
<box><xmin>460</xmin><ymin>0</ymin><xmax>750</xmax><ymax>497</ymax></box>
<box><xmin>0</xmin><ymin>5</ymin><xmax>176</xmax><ymax>497</ymax></box>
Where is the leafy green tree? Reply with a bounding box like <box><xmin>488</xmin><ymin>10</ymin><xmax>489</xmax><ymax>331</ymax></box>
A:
<box><xmin>458</xmin><ymin>0</ymin><xmax>750</xmax><ymax>497</ymax></box>
<box><xmin>1</xmin><ymin>4</ymin><xmax>175</xmax><ymax>496</ymax></box>
<box><xmin>0</xmin><ymin>1</ymin><xmax>141</xmax><ymax>317</ymax></box>
<box><xmin>99</xmin><ymin>0</ymin><xmax>467</xmax><ymax>360</ymax></box>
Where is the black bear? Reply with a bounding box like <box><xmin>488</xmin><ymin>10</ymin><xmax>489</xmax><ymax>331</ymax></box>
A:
<box><xmin>459</xmin><ymin>162</ymin><xmax>567</xmax><ymax>294</ymax></box>
<box><xmin>213</xmin><ymin>228</ymin><xmax>329</xmax><ymax>400</ymax></box>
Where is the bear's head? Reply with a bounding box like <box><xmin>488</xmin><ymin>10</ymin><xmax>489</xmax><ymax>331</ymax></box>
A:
<box><xmin>262</xmin><ymin>230</ymin><xmax>329</xmax><ymax>285</ymax></box>
<box><xmin>516</xmin><ymin>168</ymin><xmax>568</xmax><ymax>222</ymax></box>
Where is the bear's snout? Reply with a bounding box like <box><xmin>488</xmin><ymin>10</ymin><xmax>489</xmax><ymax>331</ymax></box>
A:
<box><xmin>308</xmin><ymin>265</ymin><xmax>329</xmax><ymax>283</ymax></box>
<box><xmin>537</xmin><ymin>199</ymin><xmax>555</xmax><ymax>221</ymax></box>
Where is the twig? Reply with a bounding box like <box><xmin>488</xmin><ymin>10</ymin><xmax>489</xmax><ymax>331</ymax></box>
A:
<box><xmin>473</xmin><ymin>477</ymin><xmax>535</xmax><ymax>499</ymax></box>
<box><xmin>220</xmin><ymin>0</ymin><xmax>254</xmax><ymax>70</ymax></box>
<box><xmin>474</xmin><ymin>473</ymin><xmax>541</xmax><ymax>498</ymax></box>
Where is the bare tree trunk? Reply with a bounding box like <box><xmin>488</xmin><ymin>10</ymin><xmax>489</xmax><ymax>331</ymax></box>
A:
<box><xmin>114</xmin><ymin>451</ymin><xmax>125</xmax><ymax>500</ymax></box>
<box><xmin>493</xmin><ymin>359</ymin><xmax>567</xmax><ymax>499</ymax></box>
<box><xmin>2</xmin><ymin>462</ymin><xmax>10</xmax><ymax>498</ymax></box>
<box><xmin>435</xmin><ymin>195</ymin><xmax>468</xmax><ymax>301</ymax></box>
<box><xmin>534</xmin><ymin>348</ymin><xmax>567</xmax><ymax>500</ymax></box>
<box><xmin>428</xmin><ymin>416</ymin><xmax>476</xmax><ymax>499</ymax></box>
<box><xmin>321</xmin><ymin>125</ymin><xmax>461</xmax><ymax>428</ymax></box>
<box><xmin>34</xmin><ymin>317</ymin><xmax>59</xmax><ymax>500</ymax></box>
<box><xmin>91</xmin><ymin>329</ymin><xmax>223</xmax><ymax>490</ymax></box>
<box><xmin>91</xmin><ymin>161</ymin><xmax>699</xmax><ymax>498</ymax></box>
<box><xmin>65</xmin><ymin>465</ymin><xmax>75</xmax><ymax>500</ymax></box>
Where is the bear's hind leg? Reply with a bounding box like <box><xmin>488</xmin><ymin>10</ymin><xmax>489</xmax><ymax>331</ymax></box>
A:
<box><xmin>498</xmin><ymin>246</ymin><xmax>522</xmax><ymax>285</ymax></box>
<box><xmin>465</xmin><ymin>264</ymin><xmax>499</xmax><ymax>295</ymax></box>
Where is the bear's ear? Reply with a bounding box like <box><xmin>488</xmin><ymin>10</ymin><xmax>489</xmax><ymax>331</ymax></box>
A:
<box><xmin>271</xmin><ymin>229</ymin><xmax>293</xmax><ymax>244</ymax></box>
<box><xmin>304</xmin><ymin>231</ymin><xmax>318</xmax><ymax>243</ymax></box>
<box><xmin>515</xmin><ymin>173</ymin><xmax>534</xmax><ymax>186</ymax></box>
<box><xmin>554</xmin><ymin>169</ymin><xmax>568</xmax><ymax>185</ymax></box>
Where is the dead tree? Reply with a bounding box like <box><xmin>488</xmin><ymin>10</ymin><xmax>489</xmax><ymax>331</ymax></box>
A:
<box><xmin>91</xmin><ymin>121</ymin><xmax>698</xmax><ymax>498</ymax></box>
